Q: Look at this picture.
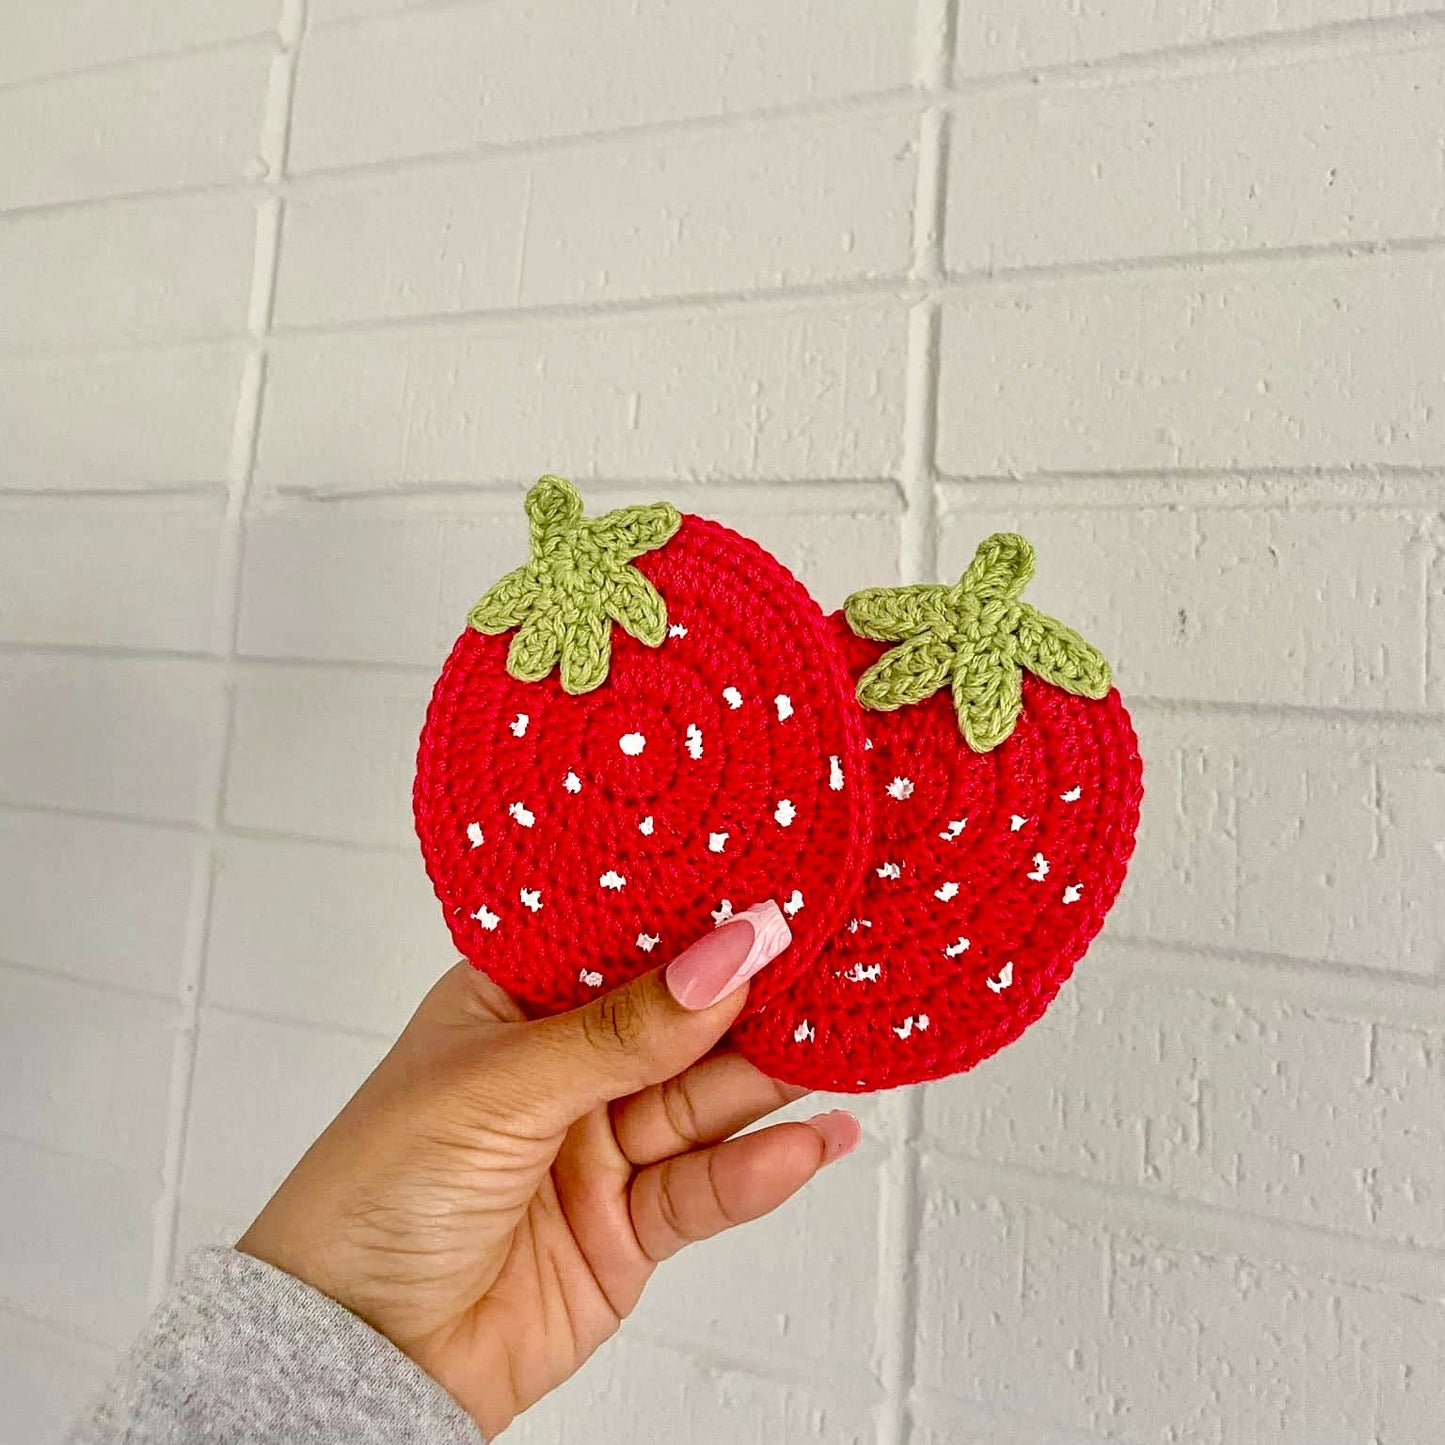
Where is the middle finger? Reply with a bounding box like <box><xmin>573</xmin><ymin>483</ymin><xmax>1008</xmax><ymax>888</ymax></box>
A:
<box><xmin>611</xmin><ymin>1049</ymin><xmax>809</xmax><ymax>1167</ymax></box>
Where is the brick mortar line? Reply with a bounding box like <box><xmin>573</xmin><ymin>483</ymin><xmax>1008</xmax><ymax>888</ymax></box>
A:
<box><xmin>146</xmin><ymin>0</ymin><xmax>309</xmax><ymax>1305</ymax></box>
<box><xmin>0</xmin><ymin>28</ymin><xmax>280</xmax><ymax>97</ymax></box>
<box><xmin>10</xmin><ymin>231</ymin><xmax>1445</xmax><ymax>368</ymax></box>
<box><xmin>9</xmin><ymin>469</ymin><xmax>1445</xmax><ymax>509</ymax></box>
<box><xmin>946</xmin><ymin>5</ymin><xmax>1445</xmax><ymax>94</ymax></box>
<box><xmin>921</xmin><ymin>1153</ymin><xmax>1445</xmax><ymax>1295</ymax></box>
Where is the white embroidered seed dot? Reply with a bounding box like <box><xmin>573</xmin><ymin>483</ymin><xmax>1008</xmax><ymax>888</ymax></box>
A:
<box><xmin>579</xmin><ymin>968</ymin><xmax>604</xmax><ymax>988</ymax></box>
<box><xmin>465</xmin><ymin>822</ymin><xmax>484</xmax><ymax>848</ymax></box>
<box><xmin>708</xmin><ymin>831</ymin><xmax>728</xmax><ymax>853</ymax></box>
<box><xmin>619</xmin><ymin>732</ymin><xmax>645</xmax><ymax>756</ymax></box>
<box><xmin>1028</xmin><ymin>853</ymin><xmax>1050</xmax><ymax>881</ymax></box>
<box><xmin>519</xmin><ymin>889</ymin><xmax>542</xmax><ymax>913</ymax></box>
<box><xmin>877</xmin><ymin>862</ymin><xmax>902</xmax><ymax>880</ymax></box>
<box><xmin>944</xmin><ymin>937</ymin><xmax>970</xmax><ymax>958</ymax></box>
<box><xmin>508</xmin><ymin>801</ymin><xmax>535</xmax><ymax>828</ymax></box>
<box><xmin>887</xmin><ymin>776</ymin><xmax>914</xmax><ymax>800</ymax></box>
<box><xmin>636</xmin><ymin>932</ymin><xmax>660</xmax><ymax>953</ymax></box>
<box><xmin>829</xmin><ymin>755</ymin><xmax>845</xmax><ymax>791</ymax></box>
<box><xmin>939</xmin><ymin>818</ymin><xmax>967</xmax><ymax>841</ymax></box>
<box><xmin>685</xmin><ymin>724</ymin><xmax>703</xmax><ymax>759</ymax></box>
<box><xmin>667</xmin><ymin>623</ymin><xmax>688</xmax><ymax>639</ymax></box>
<box><xmin>1061</xmin><ymin>786</ymin><xmax>1082</xmax><ymax>803</ymax></box>
<box><xmin>935</xmin><ymin>881</ymin><xmax>960</xmax><ymax>902</ymax></box>
<box><xmin>638</xmin><ymin>815</ymin><xmax>655</xmax><ymax>836</ymax></box>
<box><xmin>793</xmin><ymin>1020</ymin><xmax>815</xmax><ymax>1043</ymax></box>
<box><xmin>774</xmin><ymin>799</ymin><xmax>797</xmax><ymax>827</ymax></box>
<box><xmin>1062</xmin><ymin>883</ymin><xmax>1083</xmax><ymax>905</ymax></box>
<box><xmin>563</xmin><ymin>771</ymin><xmax>582</xmax><ymax>793</ymax></box>
<box><xmin>471</xmin><ymin>905</ymin><xmax>500</xmax><ymax>931</ymax></box>
<box><xmin>843</xmin><ymin>963</ymin><xmax>881</xmax><ymax>983</ymax></box>
<box><xmin>864</xmin><ymin>738</ymin><xmax>874</xmax><ymax>751</ymax></box>
<box><xmin>722</xmin><ymin>687</ymin><xmax>743</xmax><ymax>710</ymax></box>
<box><xmin>783</xmin><ymin>889</ymin><xmax>804</xmax><ymax>918</ymax></box>
<box><xmin>847</xmin><ymin>918</ymin><xmax>873</xmax><ymax>933</ymax></box>
<box><xmin>509</xmin><ymin>714</ymin><xmax>529</xmax><ymax>738</ymax></box>
<box><xmin>599</xmin><ymin>870</ymin><xmax>626</xmax><ymax>891</ymax></box>
<box><xmin>774</xmin><ymin>694</ymin><xmax>794</xmax><ymax>721</ymax></box>
<box><xmin>712</xmin><ymin>899</ymin><xmax>734</xmax><ymax>926</ymax></box>
<box><xmin>1010</xmin><ymin>814</ymin><xmax>1028</xmax><ymax>832</ymax></box>
<box><xmin>894</xmin><ymin>1014</ymin><xmax>929</xmax><ymax>1040</ymax></box>
<box><xmin>987</xmin><ymin>961</ymin><xmax>1015</xmax><ymax>993</ymax></box>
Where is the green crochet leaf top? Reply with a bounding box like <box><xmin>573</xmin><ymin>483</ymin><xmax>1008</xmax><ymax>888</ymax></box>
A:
<box><xmin>844</xmin><ymin>533</ymin><xmax>1112</xmax><ymax>753</ymax></box>
<box><xmin>467</xmin><ymin>475</ymin><xmax>681</xmax><ymax>694</ymax></box>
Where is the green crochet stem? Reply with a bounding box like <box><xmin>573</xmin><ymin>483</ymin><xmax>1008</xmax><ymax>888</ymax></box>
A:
<box><xmin>467</xmin><ymin>475</ymin><xmax>681</xmax><ymax>694</ymax></box>
<box><xmin>843</xmin><ymin>533</ymin><xmax>1111</xmax><ymax>754</ymax></box>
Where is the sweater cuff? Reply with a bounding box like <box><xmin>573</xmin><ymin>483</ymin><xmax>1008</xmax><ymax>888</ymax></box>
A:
<box><xmin>70</xmin><ymin>1246</ymin><xmax>483</xmax><ymax>1444</ymax></box>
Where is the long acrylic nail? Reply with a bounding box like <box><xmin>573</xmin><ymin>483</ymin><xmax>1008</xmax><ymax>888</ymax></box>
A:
<box><xmin>665</xmin><ymin>899</ymin><xmax>791</xmax><ymax>1010</ymax></box>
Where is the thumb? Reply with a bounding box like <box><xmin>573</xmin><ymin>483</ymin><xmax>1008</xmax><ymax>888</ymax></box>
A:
<box><xmin>521</xmin><ymin>900</ymin><xmax>791</xmax><ymax>1128</ymax></box>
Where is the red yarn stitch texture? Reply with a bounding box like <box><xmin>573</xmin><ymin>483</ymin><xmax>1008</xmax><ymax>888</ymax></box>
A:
<box><xmin>728</xmin><ymin>615</ymin><xmax>1144</xmax><ymax>1092</ymax></box>
<box><xmin>413</xmin><ymin>516</ymin><xmax>873</xmax><ymax>1017</ymax></box>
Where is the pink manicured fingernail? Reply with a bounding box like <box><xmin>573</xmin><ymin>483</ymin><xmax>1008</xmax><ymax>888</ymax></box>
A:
<box><xmin>665</xmin><ymin>900</ymin><xmax>791</xmax><ymax>1010</ymax></box>
<box><xmin>807</xmin><ymin>1109</ymin><xmax>862</xmax><ymax>1166</ymax></box>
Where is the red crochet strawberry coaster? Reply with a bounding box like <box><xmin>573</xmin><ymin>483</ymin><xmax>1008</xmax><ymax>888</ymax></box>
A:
<box><xmin>729</xmin><ymin>534</ymin><xmax>1143</xmax><ymax>1092</ymax></box>
<box><xmin>413</xmin><ymin>475</ymin><xmax>872</xmax><ymax>1015</ymax></box>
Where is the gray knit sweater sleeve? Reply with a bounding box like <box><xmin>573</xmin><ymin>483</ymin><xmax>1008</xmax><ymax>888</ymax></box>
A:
<box><xmin>67</xmin><ymin>1247</ymin><xmax>484</xmax><ymax>1444</ymax></box>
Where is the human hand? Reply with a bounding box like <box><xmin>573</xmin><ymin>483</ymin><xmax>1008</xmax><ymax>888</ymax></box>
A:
<box><xmin>237</xmin><ymin>900</ymin><xmax>860</xmax><ymax>1438</ymax></box>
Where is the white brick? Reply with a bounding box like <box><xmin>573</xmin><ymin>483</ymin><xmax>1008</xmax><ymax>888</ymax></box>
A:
<box><xmin>182</xmin><ymin>1009</ymin><xmax>387</xmax><ymax>1218</ymax></box>
<box><xmin>937</xmin><ymin>257</ymin><xmax>1445</xmax><ymax>474</ymax></box>
<box><xmin>0</xmin><ymin>655</ymin><xmax>223</xmax><ymax>823</ymax></box>
<box><xmin>0</xmin><ymin>1137</ymin><xmax>156</xmax><ymax>1344</ymax></box>
<box><xmin>237</xmin><ymin>510</ymin><xmax>528</xmax><ymax>664</ymax></box>
<box><xmin>307</xmin><ymin>0</ymin><xmax>415</xmax><ymax>20</ymax></box>
<box><xmin>0</xmin><ymin>348</ymin><xmax>243</xmax><ymax>490</ymax></box>
<box><xmin>0</xmin><ymin>967</ymin><xmax>178</xmax><ymax>1174</ymax></box>
<box><xmin>206</xmin><ymin>838</ymin><xmax>452</xmax><ymax>1035</ymax></box>
<box><xmin>224</xmin><ymin>670</ymin><xmax>427</xmax><ymax>845</ymax></box>
<box><xmin>275</xmin><ymin>163</ymin><xmax>529</xmax><ymax>327</ymax></box>
<box><xmin>1118</xmin><ymin>708</ymin><xmax>1445</xmax><ymax>972</ymax></box>
<box><xmin>289</xmin><ymin>0</ymin><xmax>915</xmax><ymax>172</ymax></box>
<box><xmin>509</xmin><ymin>1336</ymin><xmax>879</xmax><ymax>1445</ymax></box>
<box><xmin>0</xmin><ymin>1</ymin><xmax>278</xmax><ymax>86</ymax></box>
<box><xmin>0</xmin><ymin>498</ymin><xmax>223</xmax><ymax>651</ymax></box>
<box><xmin>0</xmin><ymin>194</ymin><xmax>258</xmax><ymax>353</ymax></box>
<box><xmin>954</xmin><ymin>0</ymin><xmax>1443</xmax><ymax>75</ymax></box>
<box><xmin>257</xmin><ymin>306</ymin><xmax>907</xmax><ymax>492</ymax></box>
<box><xmin>237</xmin><ymin>497</ymin><xmax>901</xmax><ymax>665</ymax></box>
<box><xmin>711</xmin><ymin>500</ymin><xmax>905</xmax><ymax>612</ymax></box>
<box><xmin>949</xmin><ymin>49</ymin><xmax>1445</xmax><ymax>271</ymax></box>
<box><xmin>1234</xmin><ymin>739</ymin><xmax>1445</xmax><ymax>969</ymax></box>
<box><xmin>938</xmin><ymin>502</ymin><xmax>1431</xmax><ymax>711</ymax></box>
<box><xmin>909</xmin><ymin>1400</ymin><xmax>1101</xmax><ymax>1445</ymax></box>
<box><xmin>923</xmin><ymin>969</ymin><xmax>1445</xmax><ymax>1246</ymax></box>
<box><xmin>0</xmin><ymin>811</ymin><xmax>198</xmax><ymax>995</ymax></box>
<box><xmin>0</xmin><ymin>44</ymin><xmax>271</xmax><ymax>213</ymax></box>
<box><xmin>523</xmin><ymin>113</ymin><xmax>916</xmax><ymax>308</ymax></box>
<box><xmin>172</xmin><ymin>1201</ymin><xmax>254</xmax><ymax>1265</ymax></box>
<box><xmin>915</xmin><ymin>1167</ymin><xmax>1445</xmax><ymax>1443</ymax></box>
<box><xmin>278</xmin><ymin>113</ymin><xmax>915</xmax><ymax>326</ymax></box>
<box><xmin>0</xmin><ymin>1310</ymin><xmax>115</xmax><ymax>1445</ymax></box>
<box><xmin>637</xmin><ymin>1137</ymin><xmax>886</xmax><ymax>1371</ymax></box>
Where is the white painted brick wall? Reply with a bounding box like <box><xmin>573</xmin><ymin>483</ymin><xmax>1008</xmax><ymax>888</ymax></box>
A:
<box><xmin>1</xmin><ymin>3</ymin><xmax>1442</xmax><ymax>1443</ymax></box>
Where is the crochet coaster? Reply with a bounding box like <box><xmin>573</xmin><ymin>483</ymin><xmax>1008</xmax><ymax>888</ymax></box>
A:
<box><xmin>729</xmin><ymin>534</ymin><xmax>1144</xmax><ymax>1092</ymax></box>
<box><xmin>413</xmin><ymin>476</ymin><xmax>872</xmax><ymax>1015</ymax></box>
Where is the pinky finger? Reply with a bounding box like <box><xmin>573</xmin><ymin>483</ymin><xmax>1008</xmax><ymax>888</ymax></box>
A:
<box><xmin>630</xmin><ymin>1110</ymin><xmax>861</xmax><ymax>1264</ymax></box>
